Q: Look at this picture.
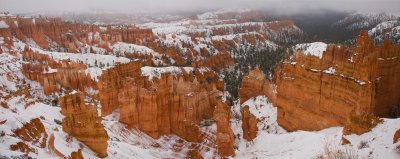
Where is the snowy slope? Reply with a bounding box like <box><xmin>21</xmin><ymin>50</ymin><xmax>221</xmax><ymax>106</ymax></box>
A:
<box><xmin>368</xmin><ymin>20</ymin><xmax>400</xmax><ymax>43</ymax></box>
<box><xmin>334</xmin><ymin>13</ymin><xmax>398</xmax><ymax>31</ymax></box>
<box><xmin>295</xmin><ymin>42</ymin><xmax>327</xmax><ymax>59</ymax></box>
<box><xmin>231</xmin><ymin>96</ymin><xmax>400</xmax><ymax>159</ymax></box>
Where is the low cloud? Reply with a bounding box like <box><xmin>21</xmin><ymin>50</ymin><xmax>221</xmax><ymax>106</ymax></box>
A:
<box><xmin>0</xmin><ymin>0</ymin><xmax>399</xmax><ymax>14</ymax></box>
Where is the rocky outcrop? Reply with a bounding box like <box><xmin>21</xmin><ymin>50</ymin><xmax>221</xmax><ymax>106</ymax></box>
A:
<box><xmin>100</xmin><ymin>62</ymin><xmax>222</xmax><ymax>141</ymax></box>
<box><xmin>10</xmin><ymin>142</ymin><xmax>35</xmax><ymax>155</ymax></box>
<box><xmin>239</xmin><ymin>66</ymin><xmax>273</xmax><ymax>104</ymax></box>
<box><xmin>98</xmin><ymin>62</ymin><xmax>230</xmax><ymax>156</ymax></box>
<box><xmin>264</xmin><ymin>31</ymin><xmax>400</xmax><ymax>132</ymax></box>
<box><xmin>214</xmin><ymin>101</ymin><xmax>235</xmax><ymax>157</ymax></box>
<box><xmin>69</xmin><ymin>149</ymin><xmax>84</xmax><ymax>159</ymax></box>
<box><xmin>0</xmin><ymin>16</ymin><xmax>154</xmax><ymax>51</ymax></box>
<box><xmin>22</xmin><ymin>48</ymin><xmax>96</xmax><ymax>95</ymax></box>
<box><xmin>187</xmin><ymin>149</ymin><xmax>204</xmax><ymax>159</ymax></box>
<box><xmin>60</xmin><ymin>92</ymin><xmax>108</xmax><ymax>157</ymax></box>
<box><xmin>241</xmin><ymin>106</ymin><xmax>258</xmax><ymax>141</ymax></box>
<box><xmin>394</xmin><ymin>129</ymin><xmax>400</xmax><ymax>144</ymax></box>
<box><xmin>98</xmin><ymin>62</ymin><xmax>142</xmax><ymax>116</ymax></box>
<box><xmin>13</xmin><ymin>118</ymin><xmax>48</xmax><ymax>148</ymax></box>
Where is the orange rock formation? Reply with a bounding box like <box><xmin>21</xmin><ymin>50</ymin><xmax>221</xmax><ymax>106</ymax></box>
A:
<box><xmin>394</xmin><ymin>129</ymin><xmax>400</xmax><ymax>144</ymax></box>
<box><xmin>239</xmin><ymin>66</ymin><xmax>273</xmax><ymax>104</ymax></box>
<box><xmin>241</xmin><ymin>31</ymin><xmax>400</xmax><ymax>132</ymax></box>
<box><xmin>22</xmin><ymin>48</ymin><xmax>96</xmax><ymax>95</ymax></box>
<box><xmin>60</xmin><ymin>92</ymin><xmax>108</xmax><ymax>157</ymax></box>
<box><xmin>214</xmin><ymin>101</ymin><xmax>235</xmax><ymax>157</ymax></box>
<box><xmin>99</xmin><ymin>62</ymin><xmax>222</xmax><ymax>142</ymax></box>
<box><xmin>241</xmin><ymin>106</ymin><xmax>258</xmax><ymax>141</ymax></box>
<box><xmin>13</xmin><ymin>118</ymin><xmax>48</xmax><ymax>148</ymax></box>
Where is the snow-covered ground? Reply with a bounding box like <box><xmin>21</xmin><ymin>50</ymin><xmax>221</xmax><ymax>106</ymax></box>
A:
<box><xmin>295</xmin><ymin>42</ymin><xmax>327</xmax><ymax>59</ymax></box>
<box><xmin>231</xmin><ymin>96</ymin><xmax>400</xmax><ymax>159</ymax></box>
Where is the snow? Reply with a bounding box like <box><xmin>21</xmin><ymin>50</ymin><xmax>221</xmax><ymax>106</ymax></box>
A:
<box><xmin>334</xmin><ymin>12</ymin><xmax>397</xmax><ymax>31</ymax></box>
<box><xmin>231</xmin><ymin>96</ymin><xmax>400</xmax><ymax>159</ymax></box>
<box><xmin>0</xmin><ymin>52</ymin><xmax>25</xmax><ymax>93</ymax></box>
<box><xmin>102</xmin><ymin>110</ymin><xmax>193</xmax><ymax>159</ymax></box>
<box><xmin>0</xmin><ymin>20</ymin><xmax>9</xmax><ymax>28</ymax></box>
<box><xmin>295</xmin><ymin>42</ymin><xmax>327</xmax><ymax>59</ymax></box>
<box><xmin>30</xmin><ymin>49</ymin><xmax>131</xmax><ymax>80</ymax></box>
<box><xmin>0</xmin><ymin>96</ymin><xmax>84</xmax><ymax>158</ymax></box>
<box><xmin>323</xmin><ymin>67</ymin><xmax>336</xmax><ymax>74</ymax></box>
<box><xmin>369</xmin><ymin>20</ymin><xmax>400</xmax><ymax>35</ymax></box>
<box><xmin>140</xmin><ymin>66</ymin><xmax>208</xmax><ymax>80</ymax></box>
<box><xmin>344</xmin><ymin>118</ymin><xmax>400</xmax><ymax>159</ymax></box>
<box><xmin>112</xmin><ymin>42</ymin><xmax>155</xmax><ymax>55</ymax></box>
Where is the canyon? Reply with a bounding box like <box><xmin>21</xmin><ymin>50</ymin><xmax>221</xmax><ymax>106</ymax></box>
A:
<box><xmin>0</xmin><ymin>9</ymin><xmax>399</xmax><ymax>159</ymax></box>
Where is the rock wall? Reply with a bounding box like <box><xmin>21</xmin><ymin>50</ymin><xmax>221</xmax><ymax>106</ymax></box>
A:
<box><xmin>0</xmin><ymin>16</ymin><xmax>154</xmax><ymax>51</ymax></box>
<box><xmin>98</xmin><ymin>62</ymin><xmax>230</xmax><ymax>157</ymax></box>
<box><xmin>99</xmin><ymin>62</ymin><xmax>223</xmax><ymax>141</ymax></box>
<box><xmin>98</xmin><ymin>62</ymin><xmax>142</xmax><ymax>116</ymax></box>
<box><xmin>259</xmin><ymin>31</ymin><xmax>400</xmax><ymax>132</ymax></box>
<box><xmin>22</xmin><ymin>48</ymin><xmax>96</xmax><ymax>95</ymax></box>
<box><xmin>60</xmin><ymin>92</ymin><xmax>108</xmax><ymax>157</ymax></box>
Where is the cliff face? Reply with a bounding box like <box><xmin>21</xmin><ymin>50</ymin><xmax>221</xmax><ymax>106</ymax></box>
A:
<box><xmin>97</xmin><ymin>62</ymin><xmax>232</xmax><ymax>157</ymax></box>
<box><xmin>99</xmin><ymin>62</ymin><xmax>222</xmax><ymax>142</ymax></box>
<box><xmin>60</xmin><ymin>92</ymin><xmax>108</xmax><ymax>158</ymax></box>
<box><xmin>260</xmin><ymin>31</ymin><xmax>400</xmax><ymax>132</ymax></box>
<box><xmin>0</xmin><ymin>17</ymin><xmax>153</xmax><ymax>51</ymax></box>
<box><xmin>241</xmin><ymin>106</ymin><xmax>258</xmax><ymax>141</ymax></box>
<box><xmin>214</xmin><ymin>101</ymin><xmax>235</xmax><ymax>157</ymax></box>
<box><xmin>98</xmin><ymin>62</ymin><xmax>142</xmax><ymax>116</ymax></box>
<box><xmin>22</xmin><ymin>48</ymin><xmax>96</xmax><ymax>95</ymax></box>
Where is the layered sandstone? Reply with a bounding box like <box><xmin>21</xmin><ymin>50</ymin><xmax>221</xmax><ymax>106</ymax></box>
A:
<box><xmin>0</xmin><ymin>16</ymin><xmax>154</xmax><ymax>51</ymax></box>
<box><xmin>239</xmin><ymin>66</ymin><xmax>273</xmax><ymax>104</ymax></box>
<box><xmin>241</xmin><ymin>106</ymin><xmax>258</xmax><ymax>141</ymax></box>
<box><xmin>214</xmin><ymin>101</ymin><xmax>235</xmax><ymax>157</ymax></box>
<box><xmin>99</xmin><ymin>62</ymin><xmax>222</xmax><ymax>142</ymax></box>
<box><xmin>21</xmin><ymin>48</ymin><xmax>96</xmax><ymax>95</ymax></box>
<box><xmin>60</xmin><ymin>92</ymin><xmax>108</xmax><ymax>157</ymax></box>
<box><xmin>261</xmin><ymin>31</ymin><xmax>400</xmax><ymax>132</ymax></box>
<box><xmin>13</xmin><ymin>118</ymin><xmax>48</xmax><ymax>149</ymax></box>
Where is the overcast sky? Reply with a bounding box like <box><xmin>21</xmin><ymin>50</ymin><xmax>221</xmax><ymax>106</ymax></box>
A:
<box><xmin>1</xmin><ymin>0</ymin><xmax>400</xmax><ymax>14</ymax></box>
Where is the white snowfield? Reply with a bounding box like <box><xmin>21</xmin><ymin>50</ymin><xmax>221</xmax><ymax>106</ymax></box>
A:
<box><xmin>295</xmin><ymin>42</ymin><xmax>328</xmax><ymax>59</ymax></box>
<box><xmin>112</xmin><ymin>42</ymin><xmax>155</xmax><ymax>55</ymax></box>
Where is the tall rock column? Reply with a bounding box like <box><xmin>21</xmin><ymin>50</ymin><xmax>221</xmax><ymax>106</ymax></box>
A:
<box><xmin>214</xmin><ymin>101</ymin><xmax>235</xmax><ymax>157</ymax></box>
<box><xmin>241</xmin><ymin>106</ymin><xmax>258</xmax><ymax>141</ymax></box>
<box><xmin>60</xmin><ymin>91</ymin><xmax>108</xmax><ymax>158</ymax></box>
